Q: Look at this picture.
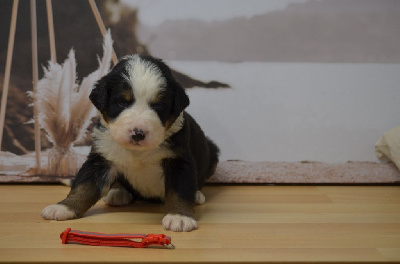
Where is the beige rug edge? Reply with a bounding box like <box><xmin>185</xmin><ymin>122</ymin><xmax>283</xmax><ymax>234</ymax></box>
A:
<box><xmin>1</xmin><ymin>161</ymin><xmax>399</xmax><ymax>184</ymax></box>
<box><xmin>209</xmin><ymin>160</ymin><xmax>400</xmax><ymax>184</ymax></box>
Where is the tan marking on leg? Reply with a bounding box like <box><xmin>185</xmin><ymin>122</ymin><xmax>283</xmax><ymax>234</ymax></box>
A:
<box><xmin>164</xmin><ymin>190</ymin><xmax>195</xmax><ymax>217</ymax></box>
<box><xmin>59</xmin><ymin>182</ymin><xmax>105</xmax><ymax>218</ymax></box>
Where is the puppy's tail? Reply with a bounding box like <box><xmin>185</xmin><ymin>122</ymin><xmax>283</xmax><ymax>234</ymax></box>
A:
<box><xmin>206</xmin><ymin>137</ymin><xmax>220</xmax><ymax>179</ymax></box>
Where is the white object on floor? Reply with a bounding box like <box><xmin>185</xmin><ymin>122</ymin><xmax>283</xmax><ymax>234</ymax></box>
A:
<box><xmin>376</xmin><ymin>126</ymin><xmax>400</xmax><ymax>170</ymax></box>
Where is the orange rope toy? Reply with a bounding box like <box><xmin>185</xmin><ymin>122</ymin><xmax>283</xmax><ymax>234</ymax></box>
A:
<box><xmin>60</xmin><ymin>228</ymin><xmax>175</xmax><ymax>249</ymax></box>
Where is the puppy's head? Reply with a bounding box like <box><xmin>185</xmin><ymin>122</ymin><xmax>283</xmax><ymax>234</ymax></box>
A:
<box><xmin>90</xmin><ymin>55</ymin><xmax>189</xmax><ymax>150</ymax></box>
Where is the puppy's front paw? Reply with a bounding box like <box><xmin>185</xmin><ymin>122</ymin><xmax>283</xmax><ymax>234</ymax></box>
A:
<box><xmin>103</xmin><ymin>188</ymin><xmax>133</xmax><ymax>206</ymax></box>
<box><xmin>162</xmin><ymin>214</ymin><xmax>198</xmax><ymax>232</ymax></box>
<box><xmin>41</xmin><ymin>204</ymin><xmax>76</xmax><ymax>220</ymax></box>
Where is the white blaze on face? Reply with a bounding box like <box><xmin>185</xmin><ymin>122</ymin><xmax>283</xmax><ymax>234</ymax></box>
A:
<box><xmin>108</xmin><ymin>55</ymin><xmax>167</xmax><ymax>150</ymax></box>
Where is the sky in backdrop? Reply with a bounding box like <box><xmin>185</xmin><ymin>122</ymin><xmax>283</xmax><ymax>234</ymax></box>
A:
<box><xmin>121</xmin><ymin>0</ymin><xmax>311</xmax><ymax>26</ymax></box>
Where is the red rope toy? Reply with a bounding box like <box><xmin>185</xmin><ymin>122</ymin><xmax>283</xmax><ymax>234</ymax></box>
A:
<box><xmin>60</xmin><ymin>228</ymin><xmax>175</xmax><ymax>249</ymax></box>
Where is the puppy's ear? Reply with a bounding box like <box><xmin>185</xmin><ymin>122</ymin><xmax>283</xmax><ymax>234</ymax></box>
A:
<box><xmin>172</xmin><ymin>82</ymin><xmax>190</xmax><ymax>117</ymax></box>
<box><xmin>89</xmin><ymin>77</ymin><xmax>108</xmax><ymax>113</ymax></box>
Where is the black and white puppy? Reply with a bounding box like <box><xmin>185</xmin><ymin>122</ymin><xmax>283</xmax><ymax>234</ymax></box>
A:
<box><xmin>41</xmin><ymin>55</ymin><xmax>219</xmax><ymax>232</ymax></box>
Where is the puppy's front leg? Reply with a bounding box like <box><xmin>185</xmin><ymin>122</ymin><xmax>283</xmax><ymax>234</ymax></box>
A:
<box><xmin>162</xmin><ymin>159</ymin><xmax>198</xmax><ymax>232</ymax></box>
<box><xmin>41</xmin><ymin>152</ymin><xmax>112</xmax><ymax>220</ymax></box>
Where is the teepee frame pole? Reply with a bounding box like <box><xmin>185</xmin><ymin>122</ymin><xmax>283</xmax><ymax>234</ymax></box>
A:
<box><xmin>46</xmin><ymin>0</ymin><xmax>57</xmax><ymax>63</ymax></box>
<box><xmin>88</xmin><ymin>0</ymin><xmax>118</xmax><ymax>65</ymax></box>
<box><xmin>30</xmin><ymin>0</ymin><xmax>41</xmax><ymax>174</ymax></box>
<box><xmin>0</xmin><ymin>0</ymin><xmax>19</xmax><ymax>150</ymax></box>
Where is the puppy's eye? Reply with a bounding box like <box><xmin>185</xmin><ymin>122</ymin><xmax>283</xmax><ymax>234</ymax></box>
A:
<box><xmin>118</xmin><ymin>100</ymin><xmax>129</xmax><ymax>108</ymax></box>
<box><xmin>151</xmin><ymin>103</ymin><xmax>163</xmax><ymax>110</ymax></box>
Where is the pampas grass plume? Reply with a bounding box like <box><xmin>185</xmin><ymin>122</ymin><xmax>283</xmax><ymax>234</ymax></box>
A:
<box><xmin>35</xmin><ymin>30</ymin><xmax>113</xmax><ymax>158</ymax></box>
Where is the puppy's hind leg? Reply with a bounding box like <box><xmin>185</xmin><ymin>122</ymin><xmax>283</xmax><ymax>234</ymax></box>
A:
<box><xmin>195</xmin><ymin>191</ymin><xmax>206</xmax><ymax>205</ymax></box>
<box><xmin>41</xmin><ymin>153</ymin><xmax>113</xmax><ymax>220</ymax></box>
<box><xmin>103</xmin><ymin>181</ymin><xmax>133</xmax><ymax>206</ymax></box>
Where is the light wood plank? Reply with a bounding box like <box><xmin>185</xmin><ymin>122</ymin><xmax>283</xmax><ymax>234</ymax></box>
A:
<box><xmin>0</xmin><ymin>248</ymin><xmax>389</xmax><ymax>263</ymax></box>
<box><xmin>0</xmin><ymin>185</ymin><xmax>399</xmax><ymax>263</ymax></box>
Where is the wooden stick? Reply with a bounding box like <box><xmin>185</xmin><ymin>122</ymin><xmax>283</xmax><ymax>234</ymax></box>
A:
<box><xmin>30</xmin><ymin>0</ymin><xmax>41</xmax><ymax>174</ymax></box>
<box><xmin>0</xmin><ymin>0</ymin><xmax>19</xmax><ymax>150</ymax></box>
<box><xmin>46</xmin><ymin>0</ymin><xmax>57</xmax><ymax>63</ymax></box>
<box><xmin>88</xmin><ymin>0</ymin><xmax>118</xmax><ymax>65</ymax></box>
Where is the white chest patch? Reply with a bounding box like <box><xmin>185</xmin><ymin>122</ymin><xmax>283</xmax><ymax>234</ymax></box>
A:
<box><xmin>93</xmin><ymin>128</ymin><xmax>175</xmax><ymax>199</ymax></box>
<box><xmin>117</xmin><ymin>154</ymin><xmax>166</xmax><ymax>199</ymax></box>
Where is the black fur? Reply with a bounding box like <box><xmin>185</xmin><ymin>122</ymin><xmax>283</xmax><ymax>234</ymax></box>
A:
<box><xmin>89</xmin><ymin>61</ymin><xmax>134</xmax><ymax>120</ymax></box>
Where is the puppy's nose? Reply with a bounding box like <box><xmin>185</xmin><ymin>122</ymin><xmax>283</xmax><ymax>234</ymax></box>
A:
<box><xmin>131</xmin><ymin>128</ymin><xmax>146</xmax><ymax>142</ymax></box>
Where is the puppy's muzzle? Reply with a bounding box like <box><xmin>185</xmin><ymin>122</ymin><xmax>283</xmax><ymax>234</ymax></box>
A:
<box><xmin>131</xmin><ymin>128</ymin><xmax>146</xmax><ymax>142</ymax></box>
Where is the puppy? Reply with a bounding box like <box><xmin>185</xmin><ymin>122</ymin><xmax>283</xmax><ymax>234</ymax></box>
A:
<box><xmin>41</xmin><ymin>55</ymin><xmax>219</xmax><ymax>232</ymax></box>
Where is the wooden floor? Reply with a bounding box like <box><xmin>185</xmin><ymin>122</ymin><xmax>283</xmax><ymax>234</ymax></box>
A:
<box><xmin>0</xmin><ymin>185</ymin><xmax>399</xmax><ymax>263</ymax></box>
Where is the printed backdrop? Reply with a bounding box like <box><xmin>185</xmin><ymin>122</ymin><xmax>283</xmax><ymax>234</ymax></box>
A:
<box><xmin>0</xmin><ymin>0</ymin><xmax>399</xmax><ymax>182</ymax></box>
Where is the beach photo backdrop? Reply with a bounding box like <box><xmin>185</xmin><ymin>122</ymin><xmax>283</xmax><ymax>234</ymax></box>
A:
<box><xmin>1</xmin><ymin>0</ymin><xmax>399</xmax><ymax>182</ymax></box>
